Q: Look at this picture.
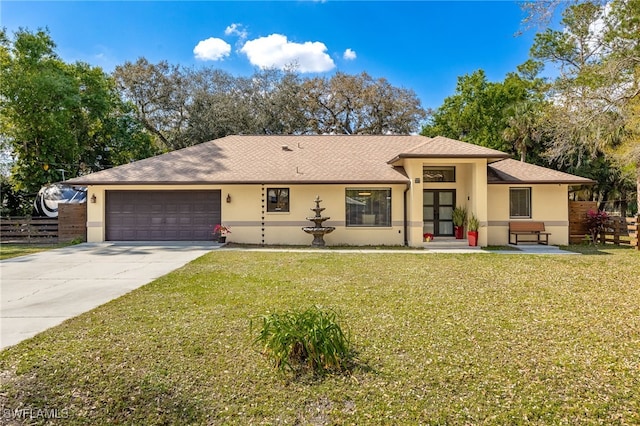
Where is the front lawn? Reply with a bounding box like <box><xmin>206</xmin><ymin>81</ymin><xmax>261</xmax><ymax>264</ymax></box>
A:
<box><xmin>1</xmin><ymin>248</ymin><xmax>638</xmax><ymax>424</ymax></box>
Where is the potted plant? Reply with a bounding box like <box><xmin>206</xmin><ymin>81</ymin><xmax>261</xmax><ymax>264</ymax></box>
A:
<box><xmin>213</xmin><ymin>224</ymin><xmax>231</xmax><ymax>243</ymax></box>
<box><xmin>423</xmin><ymin>232</ymin><xmax>434</xmax><ymax>242</ymax></box>
<box><xmin>452</xmin><ymin>206</ymin><xmax>467</xmax><ymax>239</ymax></box>
<box><xmin>467</xmin><ymin>213</ymin><xmax>479</xmax><ymax>246</ymax></box>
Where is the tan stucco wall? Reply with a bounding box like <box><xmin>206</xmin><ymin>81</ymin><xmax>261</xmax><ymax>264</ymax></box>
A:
<box><xmin>402</xmin><ymin>158</ymin><xmax>489</xmax><ymax>247</ymax></box>
<box><xmin>85</xmin><ymin>184</ymin><xmax>407</xmax><ymax>246</ymax></box>
<box><xmin>85</xmin><ymin>172</ymin><xmax>571</xmax><ymax>247</ymax></box>
<box><xmin>487</xmin><ymin>184</ymin><xmax>570</xmax><ymax>245</ymax></box>
<box><xmin>226</xmin><ymin>184</ymin><xmax>407</xmax><ymax>246</ymax></box>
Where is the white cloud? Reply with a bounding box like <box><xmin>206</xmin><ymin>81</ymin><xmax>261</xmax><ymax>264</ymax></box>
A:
<box><xmin>225</xmin><ymin>23</ymin><xmax>248</xmax><ymax>39</ymax></box>
<box><xmin>193</xmin><ymin>37</ymin><xmax>231</xmax><ymax>61</ymax></box>
<box><xmin>240</xmin><ymin>34</ymin><xmax>335</xmax><ymax>73</ymax></box>
<box><xmin>343</xmin><ymin>48</ymin><xmax>357</xmax><ymax>60</ymax></box>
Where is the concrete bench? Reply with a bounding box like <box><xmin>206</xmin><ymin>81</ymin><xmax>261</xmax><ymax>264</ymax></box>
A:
<box><xmin>509</xmin><ymin>221</ymin><xmax>551</xmax><ymax>245</ymax></box>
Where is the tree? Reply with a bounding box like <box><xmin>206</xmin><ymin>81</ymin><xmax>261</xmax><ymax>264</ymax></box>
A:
<box><xmin>0</xmin><ymin>174</ymin><xmax>32</xmax><ymax>216</ymax></box>
<box><xmin>116</xmin><ymin>62</ymin><xmax>426</xmax><ymax>140</ymax></box>
<box><xmin>1</xmin><ymin>29</ymin><xmax>81</xmax><ymax>193</ymax></box>
<box><xmin>184</xmin><ymin>67</ymin><xmax>247</xmax><ymax>142</ymax></box>
<box><xmin>87</xmin><ymin>101</ymin><xmax>158</xmax><ymax>173</ymax></box>
<box><xmin>529</xmin><ymin>0</ymin><xmax>640</xmax><ymax>212</ymax></box>
<box><xmin>502</xmin><ymin>100</ymin><xmax>544</xmax><ymax>162</ymax></box>
<box><xmin>421</xmin><ymin>64</ymin><xmax>546</xmax><ymax>156</ymax></box>
<box><xmin>113</xmin><ymin>58</ymin><xmax>191</xmax><ymax>150</ymax></box>
<box><xmin>0</xmin><ymin>29</ymin><xmax>156</xmax><ymax>202</ymax></box>
<box><xmin>608</xmin><ymin>0</ymin><xmax>640</xmax><ymax>214</ymax></box>
<box><xmin>240</xmin><ymin>68</ymin><xmax>307</xmax><ymax>135</ymax></box>
<box><xmin>185</xmin><ymin>67</ymin><xmax>307</xmax><ymax>140</ymax></box>
<box><xmin>618</xmin><ymin>91</ymin><xmax>640</xmax><ymax>215</ymax></box>
<box><xmin>301</xmin><ymin>72</ymin><xmax>426</xmax><ymax>135</ymax></box>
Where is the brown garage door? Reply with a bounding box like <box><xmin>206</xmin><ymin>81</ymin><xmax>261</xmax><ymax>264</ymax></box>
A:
<box><xmin>105</xmin><ymin>190</ymin><xmax>221</xmax><ymax>241</ymax></box>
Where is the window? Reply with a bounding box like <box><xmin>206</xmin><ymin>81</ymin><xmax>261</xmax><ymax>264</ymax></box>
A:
<box><xmin>423</xmin><ymin>166</ymin><xmax>455</xmax><ymax>182</ymax></box>
<box><xmin>345</xmin><ymin>188</ymin><xmax>391</xmax><ymax>227</ymax></box>
<box><xmin>510</xmin><ymin>187</ymin><xmax>531</xmax><ymax>218</ymax></box>
<box><xmin>267</xmin><ymin>188</ymin><xmax>289</xmax><ymax>212</ymax></box>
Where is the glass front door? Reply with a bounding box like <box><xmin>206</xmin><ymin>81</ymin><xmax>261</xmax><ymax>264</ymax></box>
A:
<box><xmin>423</xmin><ymin>190</ymin><xmax>456</xmax><ymax>236</ymax></box>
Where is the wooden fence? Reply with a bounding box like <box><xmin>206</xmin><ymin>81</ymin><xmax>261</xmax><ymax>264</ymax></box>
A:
<box><xmin>568</xmin><ymin>201</ymin><xmax>638</xmax><ymax>249</ymax></box>
<box><xmin>58</xmin><ymin>203</ymin><xmax>87</xmax><ymax>242</ymax></box>
<box><xmin>0</xmin><ymin>203</ymin><xmax>86</xmax><ymax>244</ymax></box>
<box><xmin>0</xmin><ymin>216</ymin><xmax>58</xmax><ymax>243</ymax></box>
<box><xmin>569</xmin><ymin>201</ymin><xmax>597</xmax><ymax>244</ymax></box>
<box><xmin>596</xmin><ymin>216</ymin><xmax>638</xmax><ymax>249</ymax></box>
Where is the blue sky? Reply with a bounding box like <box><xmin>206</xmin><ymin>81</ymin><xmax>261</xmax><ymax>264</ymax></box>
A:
<box><xmin>1</xmin><ymin>1</ymin><xmax>542</xmax><ymax>110</ymax></box>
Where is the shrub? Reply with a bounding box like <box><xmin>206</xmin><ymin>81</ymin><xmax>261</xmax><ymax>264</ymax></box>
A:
<box><xmin>586</xmin><ymin>209</ymin><xmax>608</xmax><ymax>244</ymax></box>
<box><xmin>253</xmin><ymin>306</ymin><xmax>354</xmax><ymax>375</ymax></box>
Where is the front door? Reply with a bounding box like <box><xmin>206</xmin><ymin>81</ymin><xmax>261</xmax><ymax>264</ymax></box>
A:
<box><xmin>423</xmin><ymin>190</ymin><xmax>455</xmax><ymax>236</ymax></box>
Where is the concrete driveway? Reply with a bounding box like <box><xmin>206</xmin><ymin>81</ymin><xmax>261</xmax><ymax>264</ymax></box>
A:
<box><xmin>0</xmin><ymin>242</ymin><xmax>215</xmax><ymax>350</ymax></box>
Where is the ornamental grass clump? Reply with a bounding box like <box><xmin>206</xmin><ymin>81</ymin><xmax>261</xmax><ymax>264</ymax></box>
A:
<box><xmin>253</xmin><ymin>306</ymin><xmax>354</xmax><ymax>375</ymax></box>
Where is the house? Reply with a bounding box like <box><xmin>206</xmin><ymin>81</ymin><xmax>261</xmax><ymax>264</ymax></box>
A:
<box><xmin>65</xmin><ymin>135</ymin><xmax>594</xmax><ymax>247</ymax></box>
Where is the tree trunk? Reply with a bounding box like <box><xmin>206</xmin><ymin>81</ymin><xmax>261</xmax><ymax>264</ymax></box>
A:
<box><xmin>636</xmin><ymin>162</ymin><xmax>640</xmax><ymax>217</ymax></box>
<box><xmin>598</xmin><ymin>189</ymin><xmax>609</xmax><ymax>211</ymax></box>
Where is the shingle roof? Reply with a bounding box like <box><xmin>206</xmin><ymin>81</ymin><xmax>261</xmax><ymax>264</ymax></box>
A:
<box><xmin>487</xmin><ymin>159</ymin><xmax>596</xmax><ymax>184</ymax></box>
<box><xmin>388</xmin><ymin>136</ymin><xmax>510</xmax><ymax>162</ymax></box>
<box><xmin>65</xmin><ymin>135</ymin><xmax>593</xmax><ymax>186</ymax></box>
<box><xmin>67</xmin><ymin>135</ymin><xmax>422</xmax><ymax>185</ymax></box>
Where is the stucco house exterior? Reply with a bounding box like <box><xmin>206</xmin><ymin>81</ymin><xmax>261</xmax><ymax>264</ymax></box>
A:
<box><xmin>66</xmin><ymin>135</ymin><xmax>594</xmax><ymax>247</ymax></box>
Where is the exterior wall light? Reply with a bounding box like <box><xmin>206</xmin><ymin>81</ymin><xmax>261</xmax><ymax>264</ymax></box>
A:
<box><xmin>90</xmin><ymin>194</ymin><xmax>97</xmax><ymax>203</ymax></box>
<box><xmin>226</xmin><ymin>194</ymin><xmax>231</xmax><ymax>203</ymax></box>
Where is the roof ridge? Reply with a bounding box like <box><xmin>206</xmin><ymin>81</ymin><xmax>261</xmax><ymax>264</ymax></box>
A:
<box><xmin>403</xmin><ymin>136</ymin><xmax>435</xmax><ymax>154</ymax></box>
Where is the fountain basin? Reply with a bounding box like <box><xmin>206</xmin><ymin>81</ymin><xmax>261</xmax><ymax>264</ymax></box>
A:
<box><xmin>302</xmin><ymin>226</ymin><xmax>335</xmax><ymax>247</ymax></box>
<box><xmin>302</xmin><ymin>227</ymin><xmax>335</xmax><ymax>234</ymax></box>
<box><xmin>306</xmin><ymin>217</ymin><xmax>331</xmax><ymax>222</ymax></box>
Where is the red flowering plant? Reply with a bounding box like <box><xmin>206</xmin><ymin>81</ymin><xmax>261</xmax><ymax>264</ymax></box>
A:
<box><xmin>586</xmin><ymin>209</ymin><xmax>608</xmax><ymax>244</ymax></box>
<box><xmin>423</xmin><ymin>232</ymin><xmax>434</xmax><ymax>242</ymax></box>
<box><xmin>213</xmin><ymin>224</ymin><xmax>231</xmax><ymax>239</ymax></box>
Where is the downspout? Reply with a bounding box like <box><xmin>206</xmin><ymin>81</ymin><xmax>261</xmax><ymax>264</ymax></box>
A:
<box><xmin>404</xmin><ymin>182</ymin><xmax>411</xmax><ymax>246</ymax></box>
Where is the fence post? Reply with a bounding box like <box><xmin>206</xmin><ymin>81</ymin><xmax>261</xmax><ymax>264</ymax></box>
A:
<box><xmin>636</xmin><ymin>215</ymin><xmax>640</xmax><ymax>251</ymax></box>
<box><xmin>610</xmin><ymin>216</ymin><xmax>621</xmax><ymax>246</ymax></box>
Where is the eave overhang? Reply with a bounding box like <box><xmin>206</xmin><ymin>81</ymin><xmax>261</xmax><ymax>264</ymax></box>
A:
<box><xmin>387</xmin><ymin>153</ymin><xmax>510</xmax><ymax>165</ymax></box>
<box><xmin>72</xmin><ymin>179</ymin><xmax>412</xmax><ymax>186</ymax></box>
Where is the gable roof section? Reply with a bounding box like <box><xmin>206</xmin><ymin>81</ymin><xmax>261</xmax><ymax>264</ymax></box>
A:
<box><xmin>487</xmin><ymin>159</ymin><xmax>595</xmax><ymax>185</ymax></box>
<box><xmin>387</xmin><ymin>136</ymin><xmax>510</xmax><ymax>164</ymax></box>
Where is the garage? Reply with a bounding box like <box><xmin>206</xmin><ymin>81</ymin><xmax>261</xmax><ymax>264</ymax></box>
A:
<box><xmin>105</xmin><ymin>190</ymin><xmax>221</xmax><ymax>241</ymax></box>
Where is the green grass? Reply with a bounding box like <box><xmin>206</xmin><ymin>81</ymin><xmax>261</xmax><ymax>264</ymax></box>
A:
<box><xmin>1</xmin><ymin>247</ymin><xmax>639</xmax><ymax>424</ymax></box>
<box><xmin>483</xmin><ymin>245</ymin><xmax>521</xmax><ymax>251</ymax></box>
<box><xmin>0</xmin><ymin>242</ymin><xmax>76</xmax><ymax>260</ymax></box>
